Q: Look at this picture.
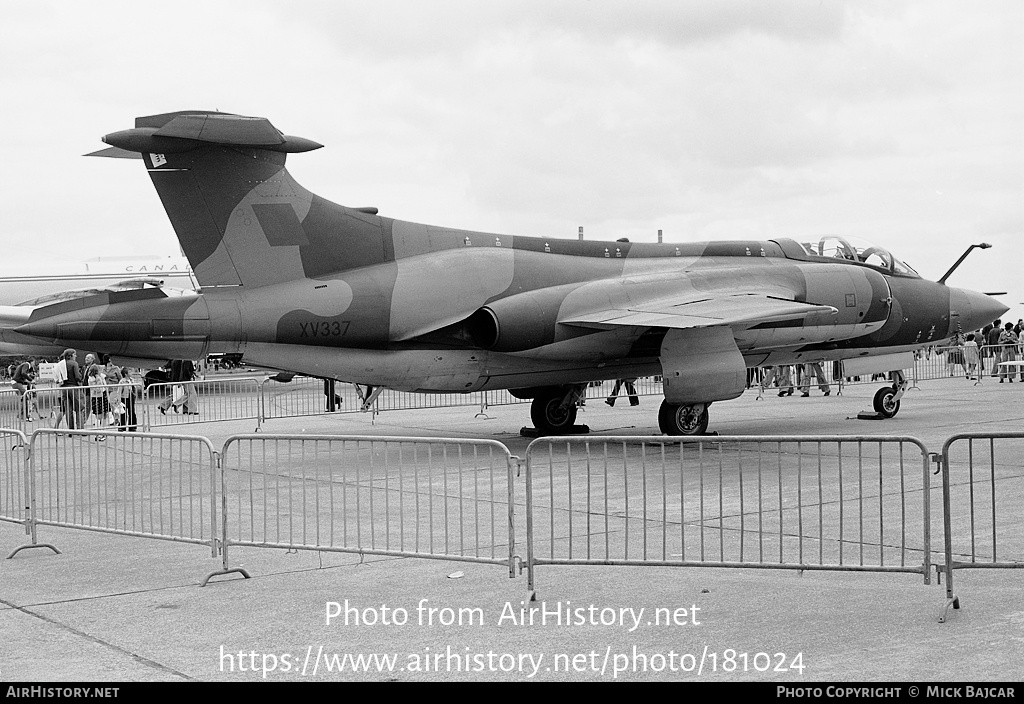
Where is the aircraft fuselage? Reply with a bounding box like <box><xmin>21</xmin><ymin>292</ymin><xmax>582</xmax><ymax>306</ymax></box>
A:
<box><xmin>14</xmin><ymin>233</ymin><xmax>993</xmax><ymax>394</ymax></box>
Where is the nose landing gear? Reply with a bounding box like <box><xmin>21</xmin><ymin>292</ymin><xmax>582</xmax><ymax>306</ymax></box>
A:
<box><xmin>871</xmin><ymin>369</ymin><xmax>909</xmax><ymax>419</ymax></box>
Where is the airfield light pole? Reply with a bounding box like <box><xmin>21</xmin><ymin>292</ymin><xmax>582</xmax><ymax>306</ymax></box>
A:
<box><xmin>937</xmin><ymin>243</ymin><xmax>992</xmax><ymax>284</ymax></box>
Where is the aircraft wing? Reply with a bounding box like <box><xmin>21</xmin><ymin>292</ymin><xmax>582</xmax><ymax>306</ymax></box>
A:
<box><xmin>560</xmin><ymin>293</ymin><xmax>838</xmax><ymax>330</ymax></box>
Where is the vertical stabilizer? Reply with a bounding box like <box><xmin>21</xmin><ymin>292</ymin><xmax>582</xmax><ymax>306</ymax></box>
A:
<box><xmin>90</xmin><ymin>111</ymin><xmax>389</xmax><ymax>288</ymax></box>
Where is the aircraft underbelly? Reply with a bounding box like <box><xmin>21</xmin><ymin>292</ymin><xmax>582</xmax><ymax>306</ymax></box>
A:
<box><xmin>241</xmin><ymin>342</ymin><xmax>487</xmax><ymax>393</ymax></box>
<box><xmin>240</xmin><ymin>342</ymin><xmax>665</xmax><ymax>393</ymax></box>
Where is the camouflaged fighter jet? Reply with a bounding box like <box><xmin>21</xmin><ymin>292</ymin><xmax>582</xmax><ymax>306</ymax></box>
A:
<box><xmin>13</xmin><ymin>110</ymin><xmax>1008</xmax><ymax>434</ymax></box>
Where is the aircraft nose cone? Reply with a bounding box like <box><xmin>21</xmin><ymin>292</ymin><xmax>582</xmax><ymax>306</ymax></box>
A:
<box><xmin>949</xmin><ymin>287</ymin><xmax>1009</xmax><ymax>333</ymax></box>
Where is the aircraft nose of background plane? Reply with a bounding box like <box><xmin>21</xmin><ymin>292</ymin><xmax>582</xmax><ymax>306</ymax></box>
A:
<box><xmin>949</xmin><ymin>287</ymin><xmax>1009</xmax><ymax>333</ymax></box>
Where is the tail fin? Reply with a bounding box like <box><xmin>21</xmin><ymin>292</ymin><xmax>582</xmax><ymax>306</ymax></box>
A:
<box><xmin>89</xmin><ymin>111</ymin><xmax>389</xmax><ymax>288</ymax></box>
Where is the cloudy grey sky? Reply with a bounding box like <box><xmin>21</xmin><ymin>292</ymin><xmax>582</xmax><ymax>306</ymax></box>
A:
<box><xmin>2</xmin><ymin>0</ymin><xmax>1021</xmax><ymax>322</ymax></box>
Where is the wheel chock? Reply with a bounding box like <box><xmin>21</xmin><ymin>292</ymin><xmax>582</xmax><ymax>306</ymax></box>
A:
<box><xmin>856</xmin><ymin>411</ymin><xmax>887</xmax><ymax>420</ymax></box>
<box><xmin>520</xmin><ymin>424</ymin><xmax>591</xmax><ymax>438</ymax></box>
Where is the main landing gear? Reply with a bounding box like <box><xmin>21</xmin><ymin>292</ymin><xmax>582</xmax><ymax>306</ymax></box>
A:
<box><xmin>658</xmin><ymin>401</ymin><xmax>710</xmax><ymax>436</ymax></box>
<box><xmin>871</xmin><ymin>370</ymin><xmax>909</xmax><ymax>419</ymax></box>
<box><xmin>529</xmin><ymin>386</ymin><xmax>588</xmax><ymax>435</ymax></box>
<box><xmin>527</xmin><ymin>386</ymin><xmax>713</xmax><ymax>437</ymax></box>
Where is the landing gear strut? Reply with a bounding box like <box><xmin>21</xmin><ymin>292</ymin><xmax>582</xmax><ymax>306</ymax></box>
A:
<box><xmin>872</xmin><ymin>370</ymin><xmax>909</xmax><ymax>418</ymax></box>
<box><xmin>658</xmin><ymin>401</ymin><xmax>710</xmax><ymax>436</ymax></box>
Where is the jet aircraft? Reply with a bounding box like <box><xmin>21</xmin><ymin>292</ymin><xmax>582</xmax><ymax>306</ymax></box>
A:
<box><xmin>0</xmin><ymin>255</ymin><xmax>194</xmax><ymax>307</ymax></box>
<box><xmin>12</xmin><ymin>110</ymin><xmax>1008</xmax><ymax>434</ymax></box>
<box><xmin>0</xmin><ymin>256</ymin><xmax>195</xmax><ymax>358</ymax></box>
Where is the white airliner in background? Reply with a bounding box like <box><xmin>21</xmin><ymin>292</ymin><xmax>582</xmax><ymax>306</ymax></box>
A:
<box><xmin>0</xmin><ymin>255</ymin><xmax>195</xmax><ymax>306</ymax></box>
<box><xmin>0</xmin><ymin>255</ymin><xmax>196</xmax><ymax>358</ymax></box>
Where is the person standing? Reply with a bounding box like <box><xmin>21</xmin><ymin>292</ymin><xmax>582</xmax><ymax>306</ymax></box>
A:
<box><xmin>85</xmin><ymin>365</ymin><xmax>109</xmax><ymax>437</ymax></box>
<box><xmin>116</xmin><ymin>368</ymin><xmax>140</xmax><ymax>431</ymax></box>
<box><xmin>606</xmin><ymin>378</ymin><xmax>640</xmax><ymax>407</ymax></box>
<box><xmin>963</xmin><ymin>334</ymin><xmax>981</xmax><ymax>380</ymax></box>
<box><xmin>102</xmin><ymin>356</ymin><xmax>122</xmax><ymax>385</ymax></box>
<box><xmin>946</xmin><ymin>331</ymin><xmax>968</xmax><ymax>377</ymax></box>
<box><xmin>54</xmin><ymin>349</ymin><xmax>82</xmax><ymax>430</ymax></box>
<box><xmin>80</xmin><ymin>353</ymin><xmax>99</xmax><ymax>382</ymax></box>
<box><xmin>180</xmin><ymin>359</ymin><xmax>199</xmax><ymax>414</ymax></box>
<box><xmin>12</xmin><ymin>358</ymin><xmax>36</xmax><ymax>421</ymax></box>
<box><xmin>158</xmin><ymin>359</ymin><xmax>185</xmax><ymax>414</ymax></box>
<box><xmin>762</xmin><ymin>365</ymin><xmax>795</xmax><ymax>397</ymax></box>
<box><xmin>799</xmin><ymin>362</ymin><xmax>831</xmax><ymax>397</ymax></box>
<box><xmin>986</xmin><ymin>321</ymin><xmax>1003</xmax><ymax>377</ymax></box>
<box><xmin>998</xmin><ymin>322</ymin><xmax>1019</xmax><ymax>383</ymax></box>
<box><xmin>323</xmin><ymin>378</ymin><xmax>342</xmax><ymax>411</ymax></box>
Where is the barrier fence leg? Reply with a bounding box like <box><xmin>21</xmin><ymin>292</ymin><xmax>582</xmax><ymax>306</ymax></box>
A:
<box><xmin>256</xmin><ymin>378</ymin><xmax>265</xmax><ymax>433</ymax></box>
<box><xmin>142</xmin><ymin>387</ymin><xmax>152</xmax><ymax>432</ymax></box>
<box><xmin>200</xmin><ymin>538</ymin><xmax>251</xmax><ymax>587</ymax></box>
<box><xmin>524</xmin><ymin>459</ymin><xmax>538</xmax><ymax>602</ymax></box>
<box><xmin>937</xmin><ymin>454</ymin><xmax>960</xmax><ymax>623</ymax></box>
<box><xmin>475</xmin><ymin>391</ymin><xmax>493</xmax><ymax>419</ymax></box>
<box><xmin>507</xmin><ymin>456</ymin><xmax>519</xmax><ymax>579</ymax></box>
<box><xmin>201</xmin><ymin>453</ymin><xmax>250</xmax><ymax>586</ymax></box>
<box><xmin>6</xmin><ymin>439</ymin><xmax>60</xmax><ymax>559</ymax></box>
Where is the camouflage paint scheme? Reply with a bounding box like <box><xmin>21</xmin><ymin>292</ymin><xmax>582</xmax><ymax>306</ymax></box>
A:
<box><xmin>14</xmin><ymin>111</ymin><xmax>1007</xmax><ymax>433</ymax></box>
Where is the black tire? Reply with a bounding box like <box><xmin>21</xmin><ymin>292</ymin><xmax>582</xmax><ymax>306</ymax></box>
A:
<box><xmin>530</xmin><ymin>392</ymin><xmax>578</xmax><ymax>433</ymax></box>
<box><xmin>658</xmin><ymin>401</ymin><xmax>709</xmax><ymax>436</ymax></box>
<box><xmin>872</xmin><ymin>386</ymin><xmax>900</xmax><ymax>418</ymax></box>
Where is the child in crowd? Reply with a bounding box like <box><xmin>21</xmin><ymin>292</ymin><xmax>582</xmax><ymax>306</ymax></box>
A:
<box><xmin>86</xmin><ymin>365</ymin><xmax>109</xmax><ymax>439</ymax></box>
<box><xmin>963</xmin><ymin>334</ymin><xmax>980</xmax><ymax>380</ymax></box>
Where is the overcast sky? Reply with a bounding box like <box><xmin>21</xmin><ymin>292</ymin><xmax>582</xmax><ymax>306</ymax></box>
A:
<box><xmin>2</xmin><ymin>0</ymin><xmax>1021</xmax><ymax>323</ymax></box>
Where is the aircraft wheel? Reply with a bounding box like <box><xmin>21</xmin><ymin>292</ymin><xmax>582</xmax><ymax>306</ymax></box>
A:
<box><xmin>531</xmin><ymin>392</ymin><xmax>578</xmax><ymax>433</ymax></box>
<box><xmin>872</xmin><ymin>386</ymin><xmax>901</xmax><ymax>418</ymax></box>
<box><xmin>658</xmin><ymin>401</ymin><xmax>709</xmax><ymax>436</ymax></box>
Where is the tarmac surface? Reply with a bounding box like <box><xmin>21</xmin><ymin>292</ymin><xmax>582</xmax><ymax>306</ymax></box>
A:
<box><xmin>1</xmin><ymin>375</ymin><xmax>1022</xmax><ymax>683</ymax></box>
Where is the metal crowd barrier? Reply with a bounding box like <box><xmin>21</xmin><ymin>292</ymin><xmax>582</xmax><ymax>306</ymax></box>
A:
<box><xmin>213</xmin><ymin>435</ymin><xmax>518</xmax><ymax>583</ymax></box>
<box><xmin>1</xmin><ymin>428</ymin><xmax>58</xmax><ymax>558</ymax></box>
<box><xmin>261</xmin><ymin>376</ymin><xmax>360</xmax><ymax>420</ymax></box>
<box><xmin>143</xmin><ymin>377</ymin><xmax>263</xmax><ymax>431</ymax></box>
<box><xmin>257</xmin><ymin>377</ymin><xmax>671</xmax><ymax>421</ymax></box>
<box><xmin>937</xmin><ymin>432</ymin><xmax>1024</xmax><ymax>622</ymax></box>
<box><xmin>5</xmin><ymin>350</ymin><xmax>1018</xmax><ymax>437</ymax></box>
<box><xmin>1</xmin><ymin>382</ymin><xmax>141</xmax><ymax>434</ymax></box>
<box><xmin>476</xmin><ymin>379</ymin><xmax>666</xmax><ymax>415</ymax></box>
<box><xmin>524</xmin><ymin>435</ymin><xmax>932</xmax><ymax>598</ymax></box>
<box><xmin>0</xmin><ymin>389</ymin><xmax>22</xmax><ymax>430</ymax></box>
<box><xmin>0</xmin><ymin>429</ymin><xmax>27</xmax><ymax>529</ymax></box>
<box><xmin>912</xmin><ymin>344</ymin><xmax>1021</xmax><ymax>383</ymax></box>
<box><xmin>0</xmin><ymin>386</ymin><xmax>58</xmax><ymax>432</ymax></box>
<box><xmin>6</xmin><ymin>422</ymin><xmax>1021</xmax><ymax>624</ymax></box>
<box><xmin>26</xmin><ymin>429</ymin><xmax>219</xmax><ymax>557</ymax></box>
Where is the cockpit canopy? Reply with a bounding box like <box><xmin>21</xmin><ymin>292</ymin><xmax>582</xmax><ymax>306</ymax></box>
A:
<box><xmin>788</xmin><ymin>235</ymin><xmax>920</xmax><ymax>278</ymax></box>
